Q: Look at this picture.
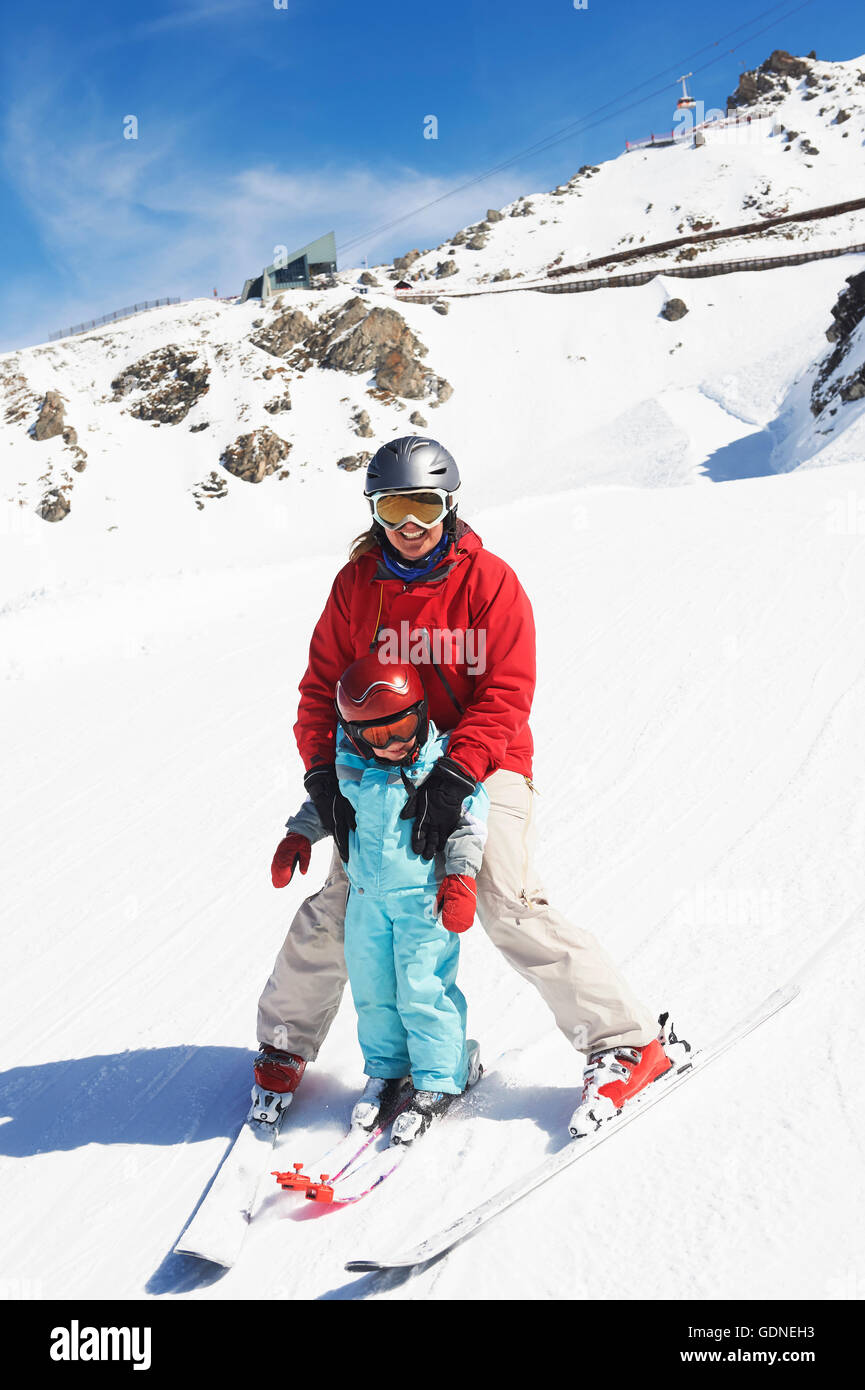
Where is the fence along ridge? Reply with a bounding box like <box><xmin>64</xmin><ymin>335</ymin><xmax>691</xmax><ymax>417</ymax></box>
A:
<box><xmin>548</xmin><ymin>195</ymin><xmax>865</xmax><ymax>279</ymax></box>
<box><xmin>49</xmin><ymin>297</ymin><xmax>182</xmax><ymax>343</ymax></box>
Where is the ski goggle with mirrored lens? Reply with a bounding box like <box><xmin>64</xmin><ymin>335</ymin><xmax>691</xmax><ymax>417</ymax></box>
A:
<box><xmin>368</xmin><ymin>489</ymin><xmax>452</xmax><ymax>530</ymax></box>
<box><xmin>347</xmin><ymin>710</ymin><xmax>420</xmax><ymax>749</ymax></box>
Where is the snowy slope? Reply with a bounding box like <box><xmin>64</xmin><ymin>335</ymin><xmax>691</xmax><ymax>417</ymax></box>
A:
<box><xmin>1</xmin><ymin>51</ymin><xmax>865</xmax><ymax>1303</ymax></box>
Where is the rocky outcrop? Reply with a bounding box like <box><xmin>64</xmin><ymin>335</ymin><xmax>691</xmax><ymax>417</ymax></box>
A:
<box><xmin>359</xmin><ymin>271</ymin><xmax>380</xmax><ymax>286</ymax></box>
<box><xmin>660</xmin><ymin>298</ymin><xmax>689</xmax><ymax>321</ymax></box>
<box><xmin>37</xmin><ymin>486</ymin><xmax>72</xmax><ymax>522</ymax></box>
<box><xmin>251</xmin><ymin>308</ymin><xmax>314</xmax><ymax>358</ymax></box>
<box><xmin>320</xmin><ymin>305</ymin><xmax>432</xmax><ymax>400</ymax></box>
<box><xmin>305</xmin><ymin>297</ymin><xmax>371</xmax><ymax>360</ymax></box>
<box><xmin>435</xmin><ymin>260</ymin><xmax>458</xmax><ymax>279</ymax></box>
<box><xmin>432</xmin><ymin>300</ymin><xmax>450</xmax><ymax>314</ymax></box>
<box><xmin>467</xmin><ymin>233</ymin><xmax>488</xmax><ymax>251</ymax></box>
<box><xmin>486</xmin><ymin>208</ymin><xmax>504</xmax><ymax>222</ymax></box>
<box><xmin>375</xmin><ymin>348</ymin><xmax>428</xmax><ymax>398</ymax></box>
<box><xmin>728</xmin><ymin>50</ymin><xmax>812</xmax><ymax>109</ymax></box>
<box><xmin>32</xmin><ymin>390</ymin><xmax>66</xmax><ymax>440</ymax></box>
<box><xmin>352</xmin><ymin>408</ymin><xmax>373</xmax><ymax>437</ymax></box>
<box><xmin>811</xmin><ymin>271</ymin><xmax>865</xmax><ymax>415</ymax></box>
<box><xmin>336</xmin><ymin>451</ymin><xmax>372</xmax><ymax>472</ymax></box>
<box><xmin>220</xmin><ymin>427</ymin><xmax>290</xmax><ymax>483</ymax></box>
<box><xmin>111</xmin><ymin>346</ymin><xmax>210</xmax><ymax>424</ymax></box>
<box><xmin>192</xmin><ymin>471</ymin><xmax>229</xmax><ymax>509</ymax></box>
<box><xmin>492</xmin><ymin>269</ymin><xmax>512</xmax><ymax>282</ymax></box>
<box><xmin>430</xmin><ymin>376</ymin><xmax>453</xmax><ymax>406</ymax></box>
<box><xmin>393</xmin><ymin>250</ymin><xmax>420</xmax><ymax>272</ymax></box>
<box><xmin>409</xmin><ymin>411</ymin><xmax>427</xmax><ymax>426</ymax></box>
<box><xmin>264</xmin><ymin>392</ymin><xmax>292</xmax><ymax>414</ymax></box>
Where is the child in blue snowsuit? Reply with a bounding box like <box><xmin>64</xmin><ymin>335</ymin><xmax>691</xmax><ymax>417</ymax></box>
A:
<box><xmin>284</xmin><ymin>672</ymin><xmax>488</xmax><ymax>1106</ymax></box>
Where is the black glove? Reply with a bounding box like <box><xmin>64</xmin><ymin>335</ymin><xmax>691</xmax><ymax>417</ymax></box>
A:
<box><xmin>399</xmin><ymin>755</ymin><xmax>477</xmax><ymax>860</ymax></box>
<box><xmin>303</xmin><ymin>764</ymin><xmax>356</xmax><ymax>864</ymax></box>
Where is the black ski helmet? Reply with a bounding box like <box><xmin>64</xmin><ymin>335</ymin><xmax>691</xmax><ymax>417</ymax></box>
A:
<box><xmin>364</xmin><ymin>437</ymin><xmax>460</xmax><ymax>497</ymax></box>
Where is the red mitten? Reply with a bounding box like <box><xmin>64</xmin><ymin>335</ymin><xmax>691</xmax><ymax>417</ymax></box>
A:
<box><xmin>271</xmin><ymin>833</ymin><xmax>311</xmax><ymax>888</ymax></box>
<box><xmin>435</xmin><ymin>874</ymin><xmax>478</xmax><ymax>934</ymax></box>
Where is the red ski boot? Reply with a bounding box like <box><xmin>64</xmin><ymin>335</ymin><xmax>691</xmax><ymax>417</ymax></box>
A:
<box><xmin>568</xmin><ymin>1014</ymin><xmax>689</xmax><ymax>1138</ymax></box>
<box><xmin>249</xmin><ymin>1046</ymin><xmax>306</xmax><ymax>1125</ymax></box>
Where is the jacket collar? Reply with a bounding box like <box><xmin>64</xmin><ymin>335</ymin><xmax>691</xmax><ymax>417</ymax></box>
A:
<box><xmin>371</xmin><ymin>519</ymin><xmax>481</xmax><ymax>586</ymax></box>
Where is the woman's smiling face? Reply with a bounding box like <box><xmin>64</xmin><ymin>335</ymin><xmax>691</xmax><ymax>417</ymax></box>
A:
<box><xmin>383</xmin><ymin>519</ymin><xmax>444</xmax><ymax>561</ymax></box>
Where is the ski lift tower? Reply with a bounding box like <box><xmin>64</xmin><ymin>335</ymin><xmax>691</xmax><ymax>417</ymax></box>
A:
<box><xmin>676</xmin><ymin>73</ymin><xmax>696</xmax><ymax>111</ymax></box>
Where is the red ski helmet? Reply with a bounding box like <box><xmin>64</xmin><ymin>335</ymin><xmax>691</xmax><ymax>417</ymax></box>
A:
<box><xmin>335</xmin><ymin>655</ymin><xmax>428</xmax><ymax>764</ymax></box>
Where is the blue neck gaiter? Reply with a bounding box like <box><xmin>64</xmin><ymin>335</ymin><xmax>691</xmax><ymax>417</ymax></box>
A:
<box><xmin>381</xmin><ymin>530</ymin><xmax>452</xmax><ymax>582</ymax></box>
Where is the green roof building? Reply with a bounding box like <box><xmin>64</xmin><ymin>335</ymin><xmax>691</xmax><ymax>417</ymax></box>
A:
<box><xmin>241</xmin><ymin>232</ymin><xmax>338</xmax><ymax>301</ymax></box>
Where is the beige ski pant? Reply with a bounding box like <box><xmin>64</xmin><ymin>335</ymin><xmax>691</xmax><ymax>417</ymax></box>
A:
<box><xmin>256</xmin><ymin>770</ymin><xmax>658</xmax><ymax>1060</ymax></box>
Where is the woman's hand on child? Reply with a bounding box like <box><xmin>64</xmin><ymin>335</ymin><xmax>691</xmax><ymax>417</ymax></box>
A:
<box><xmin>400</xmin><ymin>756</ymin><xmax>477</xmax><ymax>859</ymax></box>
<box><xmin>435</xmin><ymin>874</ymin><xmax>478</xmax><ymax>933</ymax></box>
<box><xmin>271</xmin><ymin>833</ymin><xmax>312</xmax><ymax>888</ymax></box>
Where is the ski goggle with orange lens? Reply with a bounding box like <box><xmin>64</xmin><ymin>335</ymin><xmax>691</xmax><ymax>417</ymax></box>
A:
<box><xmin>347</xmin><ymin>710</ymin><xmax>420</xmax><ymax>749</ymax></box>
<box><xmin>368</xmin><ymin>489</ymin><xmax>452</xmax><ymax>529</ymax></box>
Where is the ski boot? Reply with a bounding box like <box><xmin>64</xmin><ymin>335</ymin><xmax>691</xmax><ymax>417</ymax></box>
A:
<box><xmin>568</xmin><ymin>1013</ymin><xmax>691</xmax><ymax>1138</ymax></box>
<box><xmin>248</xmin><ymin>1045</ymin><xmax>306</xmax><ymax>1125</ymax></box>
<box><xmin>391</xmin><ymin>1041</ymin><xmax>482</xmax><ymax>1147</ymax></box>
<box><xmin>351</xmin><ymin>1076</ymin><xmax>413</xmax><ymax>1132</ymax></box>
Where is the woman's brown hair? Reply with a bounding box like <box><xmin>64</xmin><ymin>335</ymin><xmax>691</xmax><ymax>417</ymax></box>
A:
<box><xmin>349</xmin><ymin>524</ymin><xmax>382</xmax><ymax>562</ymax></box>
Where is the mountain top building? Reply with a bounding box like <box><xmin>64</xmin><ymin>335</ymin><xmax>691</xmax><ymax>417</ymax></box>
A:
<box><xmin>241</xmin><ymin>232</ymin><xmax>338</xmax><ymax>301</ymax></box>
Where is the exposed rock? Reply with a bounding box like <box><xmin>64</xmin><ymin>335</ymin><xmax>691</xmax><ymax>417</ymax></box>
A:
<box><xmin>37</xmin><ymin>487</ymin><xmax>71</xmax><ymax>522</ymax></box>
<box><xmin>264</xmin><ymin>393</ymin><xmax>292</xmax><ymax>414</ymax></box>
<box><xmin>3</xmin><ymin>370</ymin><xmax>39</xmax><ymax>424</ymax></box>
<box><xmin>800</xmin><ymin>139</ymin><xmax>820</xmax><ymax>155</ymax></box>
<box><xmin>189</xmin><ymin>421</ymin><xmax>210</xmax><ymax>432</ymax></box>
<box><xmin>111</xmin><ymin>346</ymin><xmax>210</xmax><ymax>424</ymax></box>
<box><xmin>486</xmin><ymin>209</ymin><xmax>504</xmax><ymax>222</ymax></box>
<box><xmin>220</xmin><ymin>426</ymin><xmax>291</xmax><ymax>483</ymax></box>
<box><xmin>376</xmin><ymin>348</ymin><xmax>428</xmax><ymax>398</ymax></box>
<box><xmin>424</xmin><ymin>375</ymin><xmax>453</xmax><ymax>407</ymax></box>
<box><xmin>492</xmin><ymin>270</ymin><xmax>512</xmax><ymax>282</ymax></box>
<box><xmin>509</xmin><ymin>200</ymin><xmax>533</xmax><ymax>217</ymax></box>
<box><xmin>359</xmin><ymin>271</ymin><xmax>380</xmax><ymax>286</ymax></box>
<box><xmin>811</xmin><ymin>271</ymin><xmax>865</xmax><ymax>415</ymax></box>
<box><xmin>336</xmin><ymin>452</ymin><xmax>372</xmax><ymax>472</ymax></box>
<box><xmin>467</xmin><ymin>233</ymin><xmax>488</xmax><ymax>251</ymax></box>
<box><xmin>192</xmin><ymin>471</ymin><xmax>229</xmax><ymax>509</ymax></box>
<box><xmin>839</xmin><ymin>373</ymin><xmax>865</xmax><ymax>402</ymax></box>
<box><xmin>409</xmin><ymin>411</ymin><xmax>427</xmax><ymax>426</ymax></box>
<box><xmin>251</xmin><ymin>308</ymin><xmax>314</xmax><ymax>358</ymax></box>
<box><xmin>728</xmin><ymin>50</ymin><xmax>812</xmax><ymax>109</ymax></box>
<box><xmin>393</xmin><ymin>250</ymin><xmax>420</xmax><ymax>272</ymax></box>
<box><xmin>319</xmin><ymin>306</ymin><xmax>428</xmax><ymax>397</ymax></box>
<box><xmin>835</xmin><ymin>109</ymin><xmax>850</xmax><ymax>123</ymax></box>
<box><xmin>353</xmin><ymin>408</ymin><xmax>373</xmax><ymax>437</ymax></box>
<box><xmin>675</xmin><ymin>246</ymin><xmax>699</xmax><ymax>262</ymax></box>
<box><xmin>306</xmin><ymin>297</ymin><xmax>373</xmax><ymax>359</ymax></box>
<box><xmin>61</xmin><ymin>425</ymin><xmax>77</xmax><ymax>447</ymax></box>
<box><xmin>660</xmin><ymin>298</ymin><xmax>689</xmax><ymax>321</ymax></box>
<box><xmin>435</xmin><ymin>259</ymin><xmax>458</xmax><ymax>279</ymax></box>
<box><xmin>432</xmin><ymin>301</ymin><xmax>450</xmax><ymax>315</ymax></box>
<box><xmin>33</xmin><ymin>390</ymin><xmax>66</xmax><ymax>440</ymax></box>
<box><xmin>449</xmin><ymin>232</ymin><xmax>467</xmax><ymax>246</ymax></box>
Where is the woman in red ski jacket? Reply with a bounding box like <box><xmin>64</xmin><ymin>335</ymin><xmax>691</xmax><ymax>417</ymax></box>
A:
<box><xmin>254</xmin><ymin>437</ymin><xmax>674</xmax><ymax>1138</ymax></box>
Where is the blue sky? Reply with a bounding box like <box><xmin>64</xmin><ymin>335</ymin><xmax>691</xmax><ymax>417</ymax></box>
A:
<box><xmin>1</xmin><ymin>0</ymin><xmax>861</xmax><ymax>350</ymax></box>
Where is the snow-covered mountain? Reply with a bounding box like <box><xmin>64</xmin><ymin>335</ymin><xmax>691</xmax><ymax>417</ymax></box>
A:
<box><xmin>1</xmin><ymin>51</ymin><xmax>864</xmax><ymax>1303</ymax></box>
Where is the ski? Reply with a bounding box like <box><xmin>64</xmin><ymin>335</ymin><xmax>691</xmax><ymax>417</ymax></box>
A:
<box><xmin>297</xmin><ymin>1135</ymin><xmax>409</xmax><ymax>1205</ymax></box>
<box><xmin>288</xmin><ymin>1046</ymin><xmax>485</xmax><ymax>1208</ymax></box>
<box><xmin>345</xmin><ymin>983</ymin><xmax>800</xmax><ymax>1272</ymax></box>
<box><xmin>174</xmin><ymin>1112</ymin><xmax>287</xmax><ymax>1267</ymax></box>
<box><xmin>273</xmin><ymin>1087</ymin><xmax>414</xmax><ymax>1199</ymax></box>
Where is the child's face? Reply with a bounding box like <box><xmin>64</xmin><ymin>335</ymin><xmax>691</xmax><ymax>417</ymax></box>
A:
<box><xmin>374</xmin><ymin>735</ymin><xmax>417</xmax><ymax>762</ymax></box>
